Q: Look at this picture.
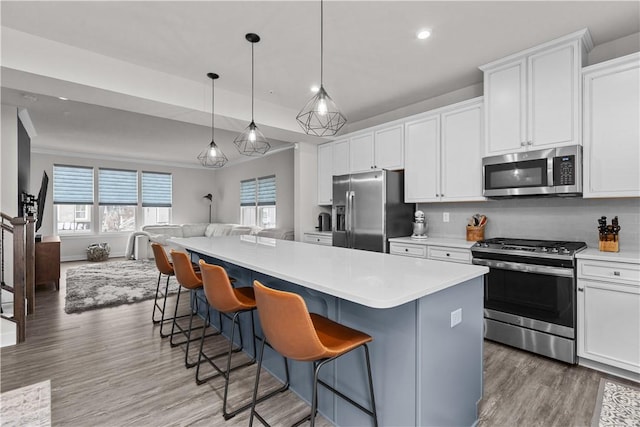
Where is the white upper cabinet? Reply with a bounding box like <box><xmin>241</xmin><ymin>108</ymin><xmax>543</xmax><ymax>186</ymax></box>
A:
<box><xmin>404</xmin><ymin>97</ymin><xmax>485</xmax><ymax>203</ymax></box>
<box><xmin>481</xmin><ymin>29</ymin><xmax>592</xmax><ymax>156</ymax></box>
<box><xmin>405</xmin><ymin>114</ymin><xmax>440</xmax><ymax>203</ymax></box>
<box><xmin>317</xmin><ymin>142</ymin><xmax>333</xmax><ymax>205</ymax></box>
<box><xmin>349</xmin><ymin>132</ymin><xmax>375</xmax><ymax>173</ymax></box>
<box><xmin>441</xmin><ymin>101</ymin><xmax>485</xmax><ymax>201</ymax></box>
<box><xmin>374</xmin><ymin>124</ymin><xmax>404</xmax><ymax>170</ymax></box>
<box><xmin>349</xmin><ymin>125</ymin><xmax>404</xmax><ymax>173</ymax></box>
<box><xmin>333</xmin><ymin>139</ymin><xmax>350</xmax><ymax>176</ymax></box>
<box><xmin>583</xmin><ymin>53</ymin><xmax>640</xmax><ymax>198</ymax></box>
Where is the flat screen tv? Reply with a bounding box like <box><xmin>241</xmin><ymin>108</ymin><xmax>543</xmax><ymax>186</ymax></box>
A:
<box><xmin>35</xmin><ymin>171</ymin><xmax>48</xmax><ymax>233</ymax></box>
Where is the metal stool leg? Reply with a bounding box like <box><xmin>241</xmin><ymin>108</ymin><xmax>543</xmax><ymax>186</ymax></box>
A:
<box><xmin>249</xmin><ymin>337</ymin><xmax>291</xmax><ymax>427</ymax></box>
<box><xmin>152</xmin><ymin>271</ymin><xmax>163</xmax><ymax>323</ymax></box>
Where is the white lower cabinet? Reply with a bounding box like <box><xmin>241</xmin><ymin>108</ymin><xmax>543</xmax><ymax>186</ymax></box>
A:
<box><xmin>577</xmin><ymin>259</ymin><xmax>640</xmax><ymax>375</ymax></box>
<box><xmin>389</xmin><ymin>240</ymin><xmax>471</xmax><ymax>264</ymax></box>
<box><xmin>303</xmin><ymin>233</ymin><xmax>332</xmax><ymax>246</ymax></box>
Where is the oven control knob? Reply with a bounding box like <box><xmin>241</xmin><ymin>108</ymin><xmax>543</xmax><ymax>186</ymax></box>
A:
<box><xmin>482</xmin><ymin>243</ymin><xmax>490</xmax><ymax>248</ymax></box>
<box><xmin>540</xmin><ymin>247</ymin><xmax>548</xmax><ymax>252</ymax></box>
<box><xmin>561</xmin><ymin>247</ymin><xmax>570</xmax><ymax>254</ymax></box>
<box><xmin>550</xmin><ymin>247</ymin><xmax>559</xmax><ymax>253</ymax></box>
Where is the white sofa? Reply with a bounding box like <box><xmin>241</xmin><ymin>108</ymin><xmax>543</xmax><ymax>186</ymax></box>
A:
<box><xmin>127</xmin><ymin>223</ymin><xmax>293</xmax><ymax>260</ymax></box>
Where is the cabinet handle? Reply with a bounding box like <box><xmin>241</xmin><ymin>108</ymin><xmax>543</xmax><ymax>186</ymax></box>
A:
<box><xmin>613</xmin><ymin>271</ymin><xmax>621</xmax><ymax>276</ymax></box>
<box><xmin>520</xmin><ymin>141</ymin><xmax>526</xmax><ymax>147</ymax></box>
<box><xmin>405</xmin><ymin>248</ymin><xmax>409</xmax><ymax>252</ymax></box>
<box><xmin>446</xmin><ymin>253</ymin><xmax>450</xmax><ymax>257</ymax></box>
<box><xmin>578</xmin><ymin>287</ymin><xmax>584</xmax><ymax>292</ymax></box>
<box><xmin>527</xmin><ymin>141</ymin><xmax>533</xmax><ymax>146</ymax></box>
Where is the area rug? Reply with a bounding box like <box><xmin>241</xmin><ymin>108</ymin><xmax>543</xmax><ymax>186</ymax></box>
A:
<box><xmin>64</xmin><ymin>260</ymin><xmax>174</xmax><ymax>314</ymax></box>
<box><xmin>0</xmin><ymin>379</ymin><xmax>51</xmax><ymax>426</ymax></box>
<box><xmin>592</xmin><ymin>378</ymin><xmax>640</xmax><ymax>427</ymax></box>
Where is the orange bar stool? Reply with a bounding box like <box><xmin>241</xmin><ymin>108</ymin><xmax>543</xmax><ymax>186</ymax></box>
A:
<box><xmin>150</xmin><ymin>243</ymin><xmax>191</xmax><ymax>338</ymax></box>
<box><xmin>197</xmin><ymin>260</ymin><xmax>290</xmax><ymax>420</ymax></box>
<box><xmin>250</xmin><ymin>281</ymin><xmax>378</xmax><ymax>427</ymax></box>
<box><xmin>170</xmin><ymin>250</ymin><xmax>218</xmax><ymax>368</ymax></box>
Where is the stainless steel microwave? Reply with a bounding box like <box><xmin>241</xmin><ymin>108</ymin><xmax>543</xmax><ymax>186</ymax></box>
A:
<box><xmin>482</xmin><ymin>146</ymin><xmax>582</xmax><ymax>197</ymax></box>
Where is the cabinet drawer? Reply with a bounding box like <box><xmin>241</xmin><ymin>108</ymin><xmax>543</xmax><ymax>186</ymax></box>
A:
<box><xmin>303</xmin><ymin>234</ymin><xmax>332</xmax><ymax>246</ymax></box>
<box><xmin>389</xmin><ymin>243</ymin><xmax>427</xmax><ymax>258</ymax></box>
<box><xmin>578</xmin><ymin>260</ymin><xmax>640</xmax><ymax>284</ymax></box>
<box><xmin>427</xmin><ymin>246</ymin><xmax>471</xmax><ymax>264</ymax></box>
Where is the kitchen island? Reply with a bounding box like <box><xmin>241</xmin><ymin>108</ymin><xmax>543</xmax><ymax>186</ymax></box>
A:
<box><xmin>171</xmin><ymin>235</ymin><xmax>488</xmax><ymax>426</ymax></box>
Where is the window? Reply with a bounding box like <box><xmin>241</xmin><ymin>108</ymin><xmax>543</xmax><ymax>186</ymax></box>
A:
<box><xmin>142</xmin><ymin>172</ymin><xmax>172</xmax><ymax>226</ymax></box>
<box><xmin>53</xmin><ymin>165</ymin><xmax>94</xmax><ymax>233</ymax></box>
<box><xmin>99</xmin><ymin>168</ymin><xmax>138</xmax><ymax>233</ymax></box>
<box><xmin>240</xmin><ymin>175</ymin><xmax>276</xmax><ymax>228</ymax></box>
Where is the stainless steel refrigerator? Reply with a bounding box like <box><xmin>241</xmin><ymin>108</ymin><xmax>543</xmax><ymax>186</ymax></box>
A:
<box><xmin>332</xmin><ymin>170</ymin><xmax>414</xmax><ymax>253</ymax></box>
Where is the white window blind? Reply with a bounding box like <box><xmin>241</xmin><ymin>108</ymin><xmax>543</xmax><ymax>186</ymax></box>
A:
<box><xmin>240</xmin><ymin>179</ymin><xmax>257</xmax><ymax>206</ymax></box>
<box><xmin>99</xmin><ymin>168</ymin><xmax>138</xmax><ymax>205</ymax></box>
<box><xmin>53</xmin><ymin>165</ymin><xmax>94</xmax><ymax>205</ymax></box>
<box><xmin>257</xmin><ymin>175</ymin><xmax>276</xmax><ymax>206</ymax></box>
<box><xmin>142</xmin><ymin>172</ymin><xmax>172</xmax><ymax>207</ymax></box>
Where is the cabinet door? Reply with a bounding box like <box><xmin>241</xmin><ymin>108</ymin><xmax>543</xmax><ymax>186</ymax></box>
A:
<box><xmin>404</xmin><ymin>115</ymin><xmax>439</xmax><ymax>202</ymax></box>
<box><xmin>528</xmin><ymin>42</ymin><xmax>579</xmax><ymax>148</ymax></box>
<box><xmin>583</xmin><ymin>56</ymin><xmax>640</xmax><ymax>198</ymax></box>
<box><xmin>333</xmin><ymin>139</ymin><xmax>350</xmax><ymax>176</ymax></box>
<box><xmin>349</xmin><ymin>132</ymin><xmax>375</xmax><ymax>173</ymax></box>
<box><xmin>441</xmin><ymin>101</ymin><xmax>485</xmax><ymax>201</ymax></box>
<box><xmin>317</xmin><ymin>143</ymin><xmax>333</xmax><ymax>205</ymax></box>
<box><xmin>374</xmin><ymin>124</ymin><xmax>404</xmax><ymax>170</ymax></box>
<box><xmin>484</xmin><ymin>59</ymin><xmax>526</xmax><ymax>155</ymax></box>
<box><xmin>578</xmin><ymin>279</ymin><xmax>640</xmax><ymax>373</ymax></box>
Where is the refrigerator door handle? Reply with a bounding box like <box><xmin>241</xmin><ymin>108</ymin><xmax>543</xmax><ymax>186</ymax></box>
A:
<box><xmin>348</xmin><ymin>190</ymin><xmax>355</xmax><ymax>248</ymax></box>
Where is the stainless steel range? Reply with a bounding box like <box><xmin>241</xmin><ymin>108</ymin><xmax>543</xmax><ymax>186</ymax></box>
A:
<box><xmin>471</xmin><ymin>238</ymin><xmax>587</xmax><ymax>364</ymax></box>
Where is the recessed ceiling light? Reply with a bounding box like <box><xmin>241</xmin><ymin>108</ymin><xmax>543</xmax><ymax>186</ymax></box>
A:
<box><xmin>310</xmin><ymin>85</ymin><xmax>320</xmax><ymax>93</ymax></box>
<box><xmin>417</xmin><ymin>29</ymin><xmax>432</xmax><ymax>40</ymax></box>
<box><xmin>58</xmin><ymin>96</ymin><xmax>69</xmax><ymax>101</ymax></box>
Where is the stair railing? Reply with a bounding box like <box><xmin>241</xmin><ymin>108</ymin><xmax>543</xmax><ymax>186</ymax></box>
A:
<box><xmin>1</xmin><ymin>211</ymin><xmax>35</xmax><ymax>343</ymax></box>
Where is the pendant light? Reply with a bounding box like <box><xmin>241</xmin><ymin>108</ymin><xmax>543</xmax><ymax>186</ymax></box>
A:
<box><xmin>296</xmin><ymin>0</ymin><xmax>346</xmax><ymax>136</ymax></box>
<box><xmin>198</xmin><ymin>72</ymin><xmax>228</xmax><ymax>168</ymax></box>
<box><xmin>234</xmin><ymin>33</ymin><xmax>270</xmax><ymax>156</ymax></box>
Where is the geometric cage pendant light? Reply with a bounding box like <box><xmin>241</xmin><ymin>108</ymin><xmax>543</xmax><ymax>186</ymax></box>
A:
<box><xmin>296</xmin><ymin>0</ymin><xmax>346</xmax><ymax>137</ymax></box>
<box><xmin>233</xmin><ymin>33</ymin><xmax>271</xmax><ymax>156</ymax></box>
<box><xmin>198</xmin><ymin>72</ymin><xmax>229</xmax><ymax>168</ymax></box>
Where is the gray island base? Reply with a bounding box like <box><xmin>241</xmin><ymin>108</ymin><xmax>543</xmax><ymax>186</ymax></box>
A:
<box><xmin>171</xmin><ymin>236</ymin><xmax>486</xmax><ymax>426</ymax></box>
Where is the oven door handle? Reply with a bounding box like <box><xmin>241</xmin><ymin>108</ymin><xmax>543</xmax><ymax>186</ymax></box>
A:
<box><xmin>472</xmin><ymin>258</ymin><xmax>574</xmax><ymax>277</ymax></box>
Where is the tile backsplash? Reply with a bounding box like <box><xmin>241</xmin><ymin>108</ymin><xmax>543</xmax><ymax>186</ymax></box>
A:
<box><xmin>417</xmin><ymin>198</ymin><xmax>640</xmax><ymax>252</ymax></box>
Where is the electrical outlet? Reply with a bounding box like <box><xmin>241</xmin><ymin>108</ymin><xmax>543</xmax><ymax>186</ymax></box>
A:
<box><xmin>443</xmin><ymin>212</ymin><xmax>450</xmax><ymax>222</ymax></box>
<box><xmin>451</xmin><ymin>308</ymin><xmax>462</xmax><ymax>328</ymax></box>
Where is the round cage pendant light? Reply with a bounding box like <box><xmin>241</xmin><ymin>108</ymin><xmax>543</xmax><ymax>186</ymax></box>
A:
<box><xmin>296</xmin><ymin>0</ymin><xmax>346</xmax><ymax>136</ymax></box>
<box><xmin>198</xmin><ymin>72</ymin><xmax>228</xmax><ymax>168</ymax></box>
<box><xmin>234</xmin><ymin>33</ymin><xmax>270</xmax><ymax>156</ymax></box>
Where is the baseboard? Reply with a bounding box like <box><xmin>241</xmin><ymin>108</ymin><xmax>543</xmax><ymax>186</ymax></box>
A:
<box><xmin>579</xmin><ymin>357</ymin><xmax>640</xmax><ymax>383</ymax></box>
<box><xmin>61</xmin><ymin>251</ymin><xmax>125</xmax><ymax>262</ymax></box>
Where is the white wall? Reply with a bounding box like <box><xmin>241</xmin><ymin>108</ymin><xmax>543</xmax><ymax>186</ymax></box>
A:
<box><xmin>1</xmin><ymin>104</ymin><xmax>18</xmax><ymax>286</ymax></box>
<box><xmin>1</xmin><ymin>105</ymin><xmax>18</xmax><ymax>217</ymax></box>
<box><xmin>212</xmin><ymin>148</ymin><xmax>294</xmax><ymax>232</ymax></box>
<box><xmin>30</xmin><ymin>151</ymin><xmax>216</xmax><ymax>260</ymax></box>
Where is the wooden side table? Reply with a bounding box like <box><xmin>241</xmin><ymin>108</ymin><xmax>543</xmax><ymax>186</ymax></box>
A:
<box><xmin>35</xmin><ymin>236</ymin><xmax>61</xmax><ymax>290</ymax></box>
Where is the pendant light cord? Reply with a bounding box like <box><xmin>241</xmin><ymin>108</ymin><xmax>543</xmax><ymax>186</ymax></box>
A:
<box><xmin>251</xmin><ymin>42</ymin><xmax>255</xmax><ymax>121</ymax></box>
<box><xmin>320</xmin><ymin>0</ymin><xmax>324</xmax><ymax>86</ymax></box>
<box><xmin>211</xmin><ymin>79</ymin><xmax>216</xmax><ymax>142</ymax></box>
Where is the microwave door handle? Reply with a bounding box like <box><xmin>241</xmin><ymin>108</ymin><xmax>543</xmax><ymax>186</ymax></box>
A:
<box><xmin>547</xmin><ymin>157</ymin><xmax>554</xmax><ymax>189</ymax></box>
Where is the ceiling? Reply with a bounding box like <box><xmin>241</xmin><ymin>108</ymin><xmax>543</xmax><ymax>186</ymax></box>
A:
<box><xmin>2</xmin><ymin>1</ymin><xmax>639</xmax><ymax>168</ymax></box>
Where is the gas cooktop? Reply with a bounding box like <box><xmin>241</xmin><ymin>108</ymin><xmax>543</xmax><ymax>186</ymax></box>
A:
<box><xmin>472</xmin><ymin>237</ymin><xmax>587</xmax><ymax>259</ymax></box>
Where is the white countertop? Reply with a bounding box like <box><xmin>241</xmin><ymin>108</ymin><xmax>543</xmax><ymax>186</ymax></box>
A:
<box><xmin>388</xmin><ymin>236</ymin><xmax>477</xmax><ymax>249</ymax></box>
<box><xmin>576</xmin><ymin>247</ymin><xmax>640</xmax><ymax>264</ymax></box>
<box><xmin>171</xmin><ymin>236</ymin><xmax>488</xmax><ymax>309</ymax></box>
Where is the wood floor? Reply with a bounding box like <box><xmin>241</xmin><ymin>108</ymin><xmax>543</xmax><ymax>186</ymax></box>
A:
<box><xmin>0</xmin><ymin>259</ymin><xmax>632</xmax><ymax>426</ymax></box>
